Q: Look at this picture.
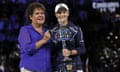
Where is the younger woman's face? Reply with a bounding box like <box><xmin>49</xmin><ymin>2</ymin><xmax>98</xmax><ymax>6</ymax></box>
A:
<box><xmin>55</xmin><ymin>10</ymin><xmax>69</xmax><ymax>24</ymax></box>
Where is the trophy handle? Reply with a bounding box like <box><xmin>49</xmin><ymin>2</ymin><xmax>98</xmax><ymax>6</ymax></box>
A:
<box><xmin>62</xmin><ymin>40</ymin><xmax>66</xmax><ymax>49</ymax></box>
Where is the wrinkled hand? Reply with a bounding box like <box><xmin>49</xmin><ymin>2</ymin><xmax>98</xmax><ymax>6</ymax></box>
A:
<box><xmin>42</xmin><ymin>30</ymin><xmax>51</xmax><ymax>42</ymax></box>
<box><xmin>62</xmin><ymin>48</ymin><xmax>71</xmax><ymax>57</ymax></box>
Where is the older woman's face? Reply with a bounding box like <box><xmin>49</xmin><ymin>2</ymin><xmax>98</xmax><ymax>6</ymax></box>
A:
<box><xmin>30</xmin><ymin>8</ymin><xmax>45</xmax><ymax>25</ymax></box>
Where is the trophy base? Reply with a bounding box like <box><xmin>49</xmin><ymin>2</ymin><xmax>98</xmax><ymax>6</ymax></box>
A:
<box><xmin>63</xmin><ymin>57</ymin><xmax>72</xmax><ymax>61</ymax></box>
<box><xmin>77</xmin><ymin>70</ymin><xmax>83</xmax><ymax>72</ymax></box>
<box><xmin>58</xmin><ymin>58</ymin><xmax>77</xmax><ymax>72</ymax></box>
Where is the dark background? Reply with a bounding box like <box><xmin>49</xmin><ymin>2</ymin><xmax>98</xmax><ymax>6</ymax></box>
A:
<box><xmin>0</xmin><ymin>0</ymin><xmax>120</xmax><ymax>72</ymax></box>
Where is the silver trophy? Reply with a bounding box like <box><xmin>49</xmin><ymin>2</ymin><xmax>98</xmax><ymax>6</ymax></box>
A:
<box><xmin>52</xmin><ymin>26</ymin><xmax>77</xmax><ymax>72</ymax></box>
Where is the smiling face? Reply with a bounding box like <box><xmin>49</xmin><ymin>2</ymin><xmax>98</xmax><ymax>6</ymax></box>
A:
<box><xmin>30</xmin><ymin>8</ymin><xmax>45</xmax><ymax>26</ymax></box>
<box><xmin>55</xmin><ymin>8</ymin><xmax>69</xmax><ymax>26</ymax></box>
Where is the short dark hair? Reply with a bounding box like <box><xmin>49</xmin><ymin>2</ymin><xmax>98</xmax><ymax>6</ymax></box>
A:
<box><xmin>25</xmin><ymin>2</ymin><xmax>46</xmax><ymax>24</ymax></box>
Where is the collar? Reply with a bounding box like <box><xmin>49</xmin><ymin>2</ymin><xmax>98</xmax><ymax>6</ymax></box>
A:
<box><xmin>28</xmin><ymin>24</ymin><xmax>46</xmax><ymax>32</ymax></box>
<box><xmin>56</xmin><ymin>21</ymin><xmax>74</xmax><ymax>27</ymax></box>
